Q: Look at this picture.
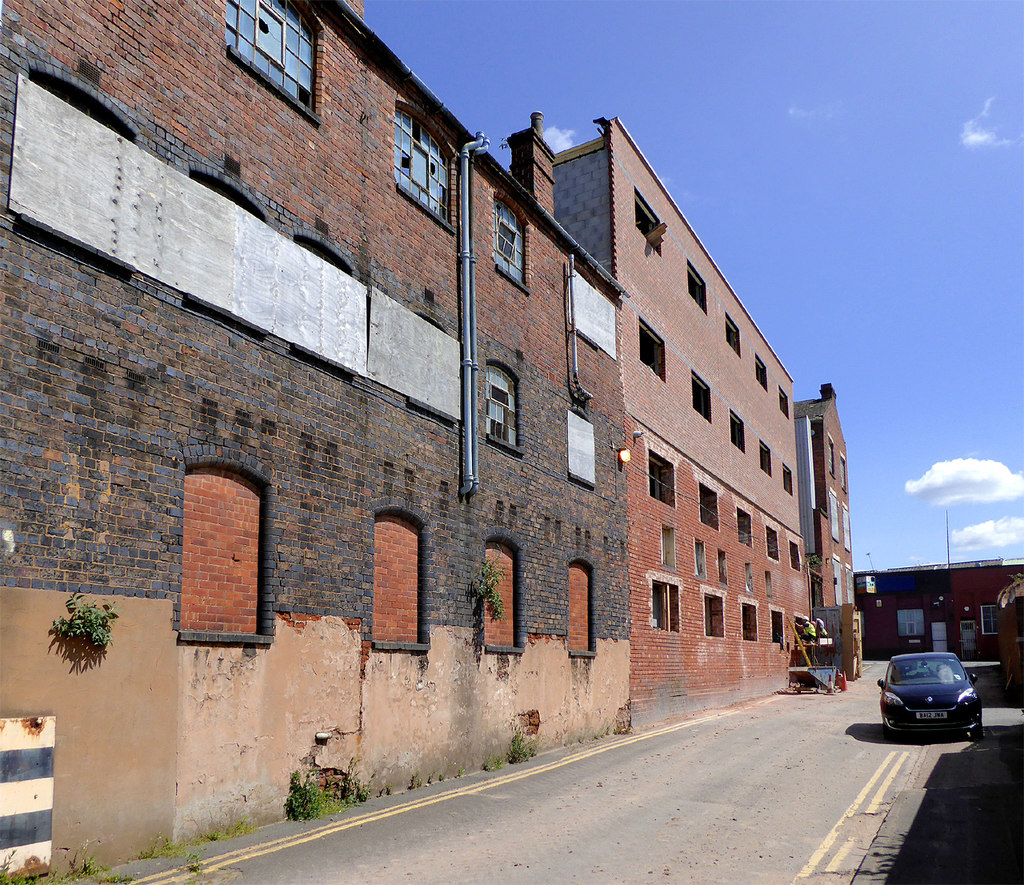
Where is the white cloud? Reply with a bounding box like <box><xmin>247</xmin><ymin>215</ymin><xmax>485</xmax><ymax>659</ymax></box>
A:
<box><xmin>787</xmin><ymin>102</ymin><xmax>841</xmax><ymax>122</ymax></box>
<box><xmin>905</xmin><ymin>458</ymin><xmax>1024</xmax><ymax>506</ymax></box>
<box><xmin>544</xmin><ymin>125</ymin><xmax>576</xmax><ymax>153</ymax></box>
<box><xmin>951</xmin><ymin>516</ymin><xmax>1024</xmax><ymax>551</ymax></box>
<box><xmin>960</xmin><ymin>97</ymin><xmax>1012</xmax><ymax>149</ymax></box>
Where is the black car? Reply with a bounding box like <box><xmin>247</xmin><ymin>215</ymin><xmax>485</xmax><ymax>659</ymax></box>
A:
<box><xmin>877</xmin><ymin>652</ymin><xmax>983</xmax><ymax>740</ymax></box>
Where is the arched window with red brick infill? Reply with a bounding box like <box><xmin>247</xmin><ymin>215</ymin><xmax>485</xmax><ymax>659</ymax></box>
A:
<box><xmin>182</xmin><ymin>466</ymin><xmax>262</xmax><ymax>634</ymax></box>
<box><xmin>373</xmin><ymin>513</ymin><xmax>421</xmax><ymax>644</ymax></box>
<box><xmin>484</xmin><ymin>541</ymin><xmax>516</xmax><ymax>649</ymax></box>
<box><xmin>568</xmin><ymin>561</ymin><xmax>592</xmax><ymax>653</ymax></box>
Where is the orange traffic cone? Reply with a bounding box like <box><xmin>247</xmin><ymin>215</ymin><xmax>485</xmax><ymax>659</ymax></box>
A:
<box><xmin>839</xmin><ymin>671</ymin><xmax>848</xmax><ymax>691</ymax></box>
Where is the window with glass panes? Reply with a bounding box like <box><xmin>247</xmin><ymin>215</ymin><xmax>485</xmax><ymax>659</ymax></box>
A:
<box><xmin>394</xmin><ymin>111</ymin><xmax>448</xmax><ymax>218</ymax></box>
<box><xmin>226</xmin><ymin>0</ymin><xmax>314</xmax><ymax>107</ymax></box>
<box><xmin>486</xmin><ymin>366</ymin><xmax>517</xmax><ymax>445</ymax></box>
<box><xmin>494</xmin><ymin>202</ymin><xmax>524</xmax><ymax>282</ymax></box>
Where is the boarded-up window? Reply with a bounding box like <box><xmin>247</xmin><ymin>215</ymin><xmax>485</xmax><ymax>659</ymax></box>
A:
<box><xmin>485</xmin><ymin>542</ymin><xmax>516</xmax><ymax>648</ymax></box>
<box><xmin>373</xmin><ymin>514</ymin><xmax>420</xmax><ymax>643</ymax></box>
<box><xmin>568</xmin><ymin>562</ymin><xmax>591</xmax><ymax>651</ymax></box>
<box><xmin>182</xmin><ymin>467</ymin><xmax>261</xmax><ymax>634</ymax></box>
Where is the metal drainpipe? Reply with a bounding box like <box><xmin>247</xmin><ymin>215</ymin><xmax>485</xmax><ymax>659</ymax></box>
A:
<box><xmin>458</xmin><ymin>132</ymin><xmax>489</xmax><ymax>499</ymax></box>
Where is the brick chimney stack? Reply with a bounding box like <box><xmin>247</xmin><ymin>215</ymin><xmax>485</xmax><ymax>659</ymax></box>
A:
<box><xmin>820</xmin><ymin>383</ymin><xmax>836</xmax><ymax>401</ymax></box>
<box><xmin>508</xmin><ymin>112</ymin><xmax>555</xmax><ymax>214</ymax></box>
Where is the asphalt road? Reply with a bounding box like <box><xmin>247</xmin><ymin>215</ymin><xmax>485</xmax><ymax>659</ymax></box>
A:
<box><xmin>103</xmin><ymin>660</ymin><xmax>1023</xmax><ymax>885</ymax></box>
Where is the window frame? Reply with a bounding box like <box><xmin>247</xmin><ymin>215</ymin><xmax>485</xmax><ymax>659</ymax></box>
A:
<box><xmin>225</xmin><ymin>0</ymin><xmax>315</xmax><ymax>109</ymax></box>
<box><xmin>704</xmin><ymin>593</ymin><xmax>725</xmax><ymax>637</ymax></box>
<box><xmin>661</xmin><ymin>524</ymin><xmax>676</xmax><ymax>570</ymax></box>
<box><xmin>394</xmin><ymin>110</ymin><xmax>449</xmax><ymax>220</ymax></box>
<box><xmin>652</xmin><ymin>580</ymin><xmax>680</xmax><ymax>631</ymax></box>
<box><xmin>765</xmin><ymin>527</ymin><xmax>780</xmax><ymax>561</ymax></box>
<box><xmin>980</xmin><ymin>604</ymin><xmax>997</xmax><ymax>635</ymax></box>
<box><xmin>485</xmin><ymin>363</ymin><xmax>518</xmax><ymax>447</ymax></box>
<box><xmin>897</xmin><ymin>608</ymin><xmax>925</xmax><ymax>637</ymax></box>
<box><xmin>694</xmin><ymin>539</ymin><xmax>707</xmax><ymax>580</ymax></box>
<box><xmin>717</xmin><ymin>549</ymin><xmax>728</xmax><ymax>586</ymax></box>
<box><xmin>737</xmin><ymin>509</ymin><xmax>752</xmax><ymax>547</ymax></box>
<box><xmin>742</xmin><ymin>602</ymin><xmax>758</xmax><ymax>641</ymax></box>
<box><xmin>789</xmin><ymin>541</ymin><xmax>801</xmax><ymax>570</ymax></box>
<box><xmin>759</xmin><ymin>442</ymin><xmax>772</xmax><ymax>477</ymax></box>
<box><xmin>778</xmin><ymin>387</ymin><xmax>789</xmax><ymax>417</ymax></box>
<box><xmin>493</xmin><ymin>200</ymin><xmax>525</xmax><ymax>283</ymax></box>
<box><xmin>782</xmin><ymin>465</ymin><xmax>793</xmax><ymax>495</ymax></box>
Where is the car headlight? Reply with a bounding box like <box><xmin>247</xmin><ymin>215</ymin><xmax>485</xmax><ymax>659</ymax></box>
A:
<box><xmin>882</xmin><ymin>690</ymin><xmax>904</xmax><ymax>707</ymax></box>
<box><xmin>957</xmin><ymin>687</ymin><xmax>977</xmax><ymax>704</ymax></box>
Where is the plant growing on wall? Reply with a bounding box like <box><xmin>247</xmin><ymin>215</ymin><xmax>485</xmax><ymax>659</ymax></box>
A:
<box><xmin>50</xmin><ymin>593</ymin><xmax>119</xmax><ymax>648</ymax></box>
<box><xmin>806</xmin><ymin>554</ymin><xmax>823</xmax><ymax>571</ymax></box>
<box><xmin>473</xmin><ymin>557</ymin><xmax>505</xmax><ymax>621</ymax></box>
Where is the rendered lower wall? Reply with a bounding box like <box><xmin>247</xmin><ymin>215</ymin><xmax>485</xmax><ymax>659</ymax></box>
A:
<box><xmin>0</xmin><ymin>589</ymin><xmax>178</xmax><ymax>868</ymax></box>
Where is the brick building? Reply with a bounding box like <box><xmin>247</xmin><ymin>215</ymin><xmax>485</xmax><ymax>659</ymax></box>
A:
<box><xmin>856</xmin><ymin>560</ymin><xmax>1022</xmax><ymax>662</ymax></box>
<box><xmin>795</xmin><ymin>383</ymin><xmax>853</xmax><ymax>607</ymax></box>
<box><xmin>553</xmin><ymin>119</ymin><xmax>807</xmax><ymax>724</ymax></box>
<box><xmin>0</xmin><ymin>0</ymin><xmax>632</xmax><ymax>868</ymax></box>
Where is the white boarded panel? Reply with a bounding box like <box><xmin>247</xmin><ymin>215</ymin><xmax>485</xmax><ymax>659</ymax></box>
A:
<box><xmin>567</xmin><ymin>411</ymin><xmax>596</xmax><ymax>485</ymax></box>
<box><xmin>368</xmin><ymin>290</ymin><xmax>459</xmax><ymax>419</ymax></box>
<box><xmin>319</xmin><ymin>258</ymin><xmax>368</xmax><ymax>376</ymax></box>
<box><xmin>233</xmin><ymin>210</ymin><xmax>281</xmax><ymax>333</ymax></box>
<box><xmin>11</xmin><ymin>75</ymin><xmax>122</xmax><ymax>256</ymax></box>
<box><xmin>572</xmin><ymin>271</ymin><xmax>616</xmax><ymax>359</ymax></box>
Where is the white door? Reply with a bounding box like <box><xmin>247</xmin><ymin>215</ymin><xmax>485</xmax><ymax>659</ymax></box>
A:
<box><xmin>931</xmin><ymin>620</ymin><xmax>947</xmax><ymax>652</ymax></box>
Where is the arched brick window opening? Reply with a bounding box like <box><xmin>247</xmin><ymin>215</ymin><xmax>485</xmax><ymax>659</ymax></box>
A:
<box><xmin>484</xmin><ymin>541</ymin><xmax>516</xmax><ymax>648</ymax></box>
<box><xmin>182</xmin><ymin>467</ymin><xmax>262</xmax><ymax>634</ymax></box>
<box><xmin>373</xmin><ymin>514</ymin><xmax>421</xmax><ymax>643</ymax></box>
<box><xmin>568</xmin><ymin>562</ymin><xmax>592</xmax><ymax>652</ymax></box>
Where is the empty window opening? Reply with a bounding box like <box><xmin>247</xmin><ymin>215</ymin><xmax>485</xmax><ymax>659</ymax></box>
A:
<box><xmin>782</xmin><ymin>465</ymin><xmax>793</xmax><ymax>495</ymax></box>
<box><xmin>754</xmin><ymin>355</ymin><xmax>768</xmax><ymax>390</ymax></box>
<box><xmin>828</xmin><ymin>436</ymin><xmax>836</xmax><ymax>476</ymax></box>
<box><xmin>652</xmin><ymin>581</ymin><xmax>680</xmax><ymax>631</ymax></box>
<box><xmin>730</xmin><ymin>412</ymin><xmax>745</xmax><ymax>451</ymax></box>
<box><xmin>694</xmin><ymin>539</ymin><xmax>707</xmax><ymax>580</ymax></box>
<box><xmin>771</xmin><ymin>609</ymin><xmax>784</xmax><ymax>645</ymax></box>
<box><xmin>725</xmin><ymin>314</ymin><xmax>741</xmax><ymax>356</ymax></box>
<box><xmin>759</xmin><ymin>442</ymin><xmax>772</xmax><ymax>476</ymax></box>
<box><xmin>649</xmin><ymin>452</ymin><xmax>675</xmax><ymax>505</ymax></box>
<box><xmin>691</xmin><ymin>372</ymin><xmax>712</xmax><ymax>422</ymax></box>
<box><xmin>745</xmin><ymin>562</ymin><xmax>754</xmax><ymax>594</ymax></box>
<box><xmin>737</xmin><ymin>509</ymin><xmax>752</xmax><ymax>547</ymax></box>
<box><xmin>765</xmin><ymin>570</ymin><xmax>773</xmax><ymax>599</ymax></box>
<box><xmin>687</xmin><ymin>263</ymin><xmax>707</xmax><ymax>313</ymax></box>
<box><xmin>634</xmin><ymin>189</ymin><xmax>665</xmax><ymax>251</ymax></box>
<box><xmin>717</xmin><ymin>550</ymin><xmax>728</xmax><ymax>585</ymax></box>
<box><xmin>699</xmin><ymin>483</ymin><xmax>719</xmax><ymax>529</ymax></box>
<box><xmin>766</xmin><ymin>527</ymin><xmax>780</xmax><ymax>561</ymax></box>
<box><xmin>704</xmin><ymin>594</ymin><xmax>724</xmax><ymax>637</ymax></box>
<box><xmin>789</xmin><ymin>541</ymin><xmax>801</xmax><ymax>570</ymax></box>
<box><xmin>638</xmin><ymin>320</ymin><xmax>665</xmax><ymax>379</ymax></box>
<box><xmin>778</xmin><ymin>387</ymin><xmax>789</xmax><ymax>417</ymax></box>
<box><xmin>742</xmin><ymin>603</ymin><xmax>758</xmax><ymax>641</ymax></box>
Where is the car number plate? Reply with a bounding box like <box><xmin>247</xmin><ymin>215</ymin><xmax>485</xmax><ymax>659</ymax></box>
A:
<box><xmin>916</xmin><ymin>711</ymin><xmax>947</xmax><ymax>720</ymax></box>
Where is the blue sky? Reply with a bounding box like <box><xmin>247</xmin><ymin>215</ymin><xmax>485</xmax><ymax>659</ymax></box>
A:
<box><xmin>366</xmin><ymin>0</ymin><xmax>1024</xmax><ymax>572</ymax></box>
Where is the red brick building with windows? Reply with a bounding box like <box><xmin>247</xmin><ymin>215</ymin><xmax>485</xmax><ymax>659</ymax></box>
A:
<box><xmin>554</xmin><ymin>119</ymin><xmax>807</xmax><ymax>723</ymax></box>
<box><xmin>0</xmin><ymin>0</ymin><xmax>634</xmax><ymax>868</ymax></box>
<box><xmin>795</xmin><ymin>383</ymin><xmax>854</xmax><ymax>608</ymax></box>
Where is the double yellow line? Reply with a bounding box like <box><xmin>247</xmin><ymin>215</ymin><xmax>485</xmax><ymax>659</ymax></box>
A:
<box><xmin>794</xmin><ymin>749</ymin><xmax>913</xmax><ymax>881</ymax></box>
<box><xmin>133</xmin><ymin>706</ymin><xmax>744</xmax><ymax>885</ymax></box>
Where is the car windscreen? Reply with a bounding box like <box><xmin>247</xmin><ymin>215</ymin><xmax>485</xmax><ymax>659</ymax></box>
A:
<box><xmin>888</xmin><ymin>657</ymin><xmax>967</xmax><ymax>686</ymax></box>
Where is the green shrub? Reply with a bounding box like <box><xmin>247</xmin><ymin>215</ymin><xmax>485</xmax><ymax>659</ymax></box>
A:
<box><xmin>507</xmin><ymin>730</ymin><xmax>537</xmax><ymax>765</ymax></box>
<box><xmin>51</xmin><ymin>593</ymin><xmax>119</xmax><ymax>648</ymax></box>
<box><xmin>284</xmin><ymin>770</ymin><xmax>324</xmax><ymax>821</ymax></box>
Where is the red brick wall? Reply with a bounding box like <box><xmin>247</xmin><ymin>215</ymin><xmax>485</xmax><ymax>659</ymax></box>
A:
<box><xmin>373</xmin><ymin>515</ymin><xmax>419</xmax><ymax>643</ymax></box>
<box><xmin>484</xmin><ymin>544</ymin><xmax>515</xmax><ymax>648</ymax></box>
<box><xmin>181</xmin><ymin>467</ymin><xmax>260</xmax><ymax>633</ymax></box>
<box><xmin>568</xmin><ymin>563</ymin><xmax>590</xmax><ymax>651</ymax></box>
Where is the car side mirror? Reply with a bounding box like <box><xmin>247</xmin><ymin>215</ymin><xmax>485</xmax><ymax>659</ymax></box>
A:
<box><xmin>877</xmin><ymin>678</ymin><xmax>884</xmax><ymax>688</ymax></box>
<box><xmin>969</xmin><ymin>673</ymin><xmax>978</xmax><ymax>684</ymax></box>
